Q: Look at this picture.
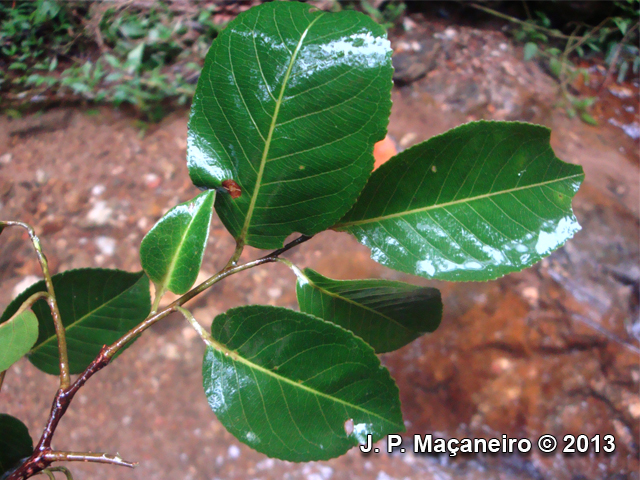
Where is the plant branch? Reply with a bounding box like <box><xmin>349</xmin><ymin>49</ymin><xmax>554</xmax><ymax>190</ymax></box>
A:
<box><xmin>1</xmin><ymin>222</ymin><xmax>70</xmax><ymax>389</ymax></box>
<box><xmin>262</xmin><ymin>234</ymin><xmax>313</xmax><ymax>260</ymax></box>
<box><xmin>468</xmin><ymin>3</ymin><xmax>572</xmax><ymax>39</ymax></box>
<box><xmin>42</xmin><ymin>451</ymin><xmax>137</xmax><ymax>468</ymax></box>
<box><xmin>6</xmin><ymin>234</ymin><xmax>314</xmax><ymax>480</ymax></box>
<box><xmin>0</xmin><ymin>370</ymin><xmax>5</xmax><ymax>392</ymax></box>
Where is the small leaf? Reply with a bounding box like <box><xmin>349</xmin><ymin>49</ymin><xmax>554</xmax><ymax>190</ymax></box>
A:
<box><xmin>296</xmin><ymin>268</ymin><xmax>441</xmax><ymax>353</ymax></box>
<box><xmin>202</xmin><ymin>306</ymin><xmax>404</xmax><ymax>461</ymax></box>
<box><xmin>0</xmin><ymin>269</ymin><xmax>151</xmax><ymax>375</ymax></box>
<box><xmin>617</xmin><ymin>60</ymin><xmax>629</xmax><ymax>84</ymax></box>
<box><xmin>188</xmin><ymin>1</ymin><xmax>393</xmax><ymax>249</ymax></box>
<box><xmin>580</xmin><ymin>112</ymin><xmax>599</xmax><ymax>126</ymax></box>
<box><xmin>523</xmin><ymin>42</ymin><xmax>538</xmax><ymax>61</ymax></box>
<box><xmin>0</xmin><ymin>414</ymin><xmax>33</xmax><ymax>476</ymax></box>
<box><xmin>549</xmin><ymin>57</ymin><xmax>563</xmax><ymax>78</ymax></box>
<box><xmin>571</xmin><ymin>96</ymin><xmax>597</xmax><ymax>110</ymax></box>
<box><xmin>335</xmin><ymin>121</ymin><xmax>584</xmax><ymax>281</ymax></box>
<box><xmin>140</xmin><ymin>190</ymin><xmax>215</xmax><ymax>295</ymax></box>
<box><xmin>0</xmin><ymin>310</ymin><xmax>38</xmax><ymax>372</ymax></box>
<box><xmin>613</xmin><ymin>17</ymin><xmax>629</xmax><ymax>35</ymax></box>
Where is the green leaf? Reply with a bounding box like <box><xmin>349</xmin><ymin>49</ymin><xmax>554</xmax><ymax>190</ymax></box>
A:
<box><xmin>549</xmin><ymin>57</ymin><xmax>563</xmax><ymax>78</ymax></box>
<box><xmin>335</xmin><ymin>121</ymin><xmax>584</xmax><ymax>281</ymax></box>
<box><xmin>0</xmin><ymin>310</ymin><xmax>38</xmax><ymax>372</ymax></box>
<box><xmin>296</xmin><ymin>268</ymin><xmax>441</xmax><ymax>353</ymax></box>
<box><xmin>140</xmin><ymin>191</ymin><xmax>215</xmax><ymax>295</ymax></box>
<box><xmin>523</xmin><ymin>42</ymin><xmax>538</xmax><ymax>61</ymax></box>
<box><xmin>187</xmin><ymin>1</ymin><xmax>392</xmax><ymax>249</ymax></box>
<box><xmin>202</xmin><ymin>305</ymin><xmax>403</xmax><ymax>461</ymax></box>
<box><xmin>617</xmin><ymin>60</ymin><xmax>629</xmax><ymax>83</ymax></box>
<box><xmin>0</xmin><ymin>269</ymin><xmax>151</xmax><ymax>375</ymax></box>
<box><xmin>580</xmin><ymin>112</ymin><xmax>598</xmax><ymax>126</ymax></box>
<box><xmin>0</xmin><ymin>414</ymin><xmax>33</xmax><ymax>476</ymax></box>
<box><xmin>613</xmin><ymin>17</ymin><xmax>629</xmax><ymax>35</ymax></box>
<box><xmin>571</xmin><ymin>96</ymin><xmax>597</xmax><ymax>110</ymax></box>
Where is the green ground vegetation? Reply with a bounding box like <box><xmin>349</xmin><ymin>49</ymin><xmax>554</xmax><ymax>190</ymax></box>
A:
<box><xmin>470</xmin><ymin>0</ymin><xmax>639</xmax><ymax>124</ymax></box>
<box><xmin>1</xmin><ymin>0</ymin><xmax>638</xmax><ymax>121</ymax></box>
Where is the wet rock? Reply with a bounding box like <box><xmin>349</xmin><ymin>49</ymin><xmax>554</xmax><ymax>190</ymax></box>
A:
<box><xmin>392</xmin><ymin>38</ymin><xmax>440</xmax><ymax>86</ymax></box>
<box><xmin>392</xmin><ymin>53</ymin><xmax>430</xmax><ymax>85</ymax></box>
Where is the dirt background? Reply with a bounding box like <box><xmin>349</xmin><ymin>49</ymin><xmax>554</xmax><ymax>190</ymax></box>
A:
<box><xmin>1</xmin><ymin>10</ymin><xmax>639</xmax><ymax>480</ymax></box>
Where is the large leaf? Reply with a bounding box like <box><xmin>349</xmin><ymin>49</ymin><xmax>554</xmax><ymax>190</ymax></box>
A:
<box><xmin>296</xmin><ymin>268</ymin><xmax>441</xmax><ymax>353</ymax></box>
<box><xmin>0</xmin><ymin>269</ymin><xmax>151</xmax><ymax>375</ymax></box>
<box><xmin>188</xmin><ymin>1</ymin><xmax>392</xmax><ymax>249</ymax></box>
<box><xmin>140</xmin><ymin>190</ymin><xmax>215</xmax><ymax>295</ymax></box>
<box><xmin>335</xmin><ymin>121</ymin><xmax>584</xmax><ymax>281</ymax></box>
<box><xmin>0</xmin><ymin>414</ymin><xmax>33</xmax><ymax>476</ymax></box>
<box><xmin>0</xmin><ymin>310</ymin><xmax>38</xmax><ymax>372</ymax></box>
<box><xmin>202</xmin><ymin>305</ymin><xmax>404</xmax><ymax>461</ymax></box>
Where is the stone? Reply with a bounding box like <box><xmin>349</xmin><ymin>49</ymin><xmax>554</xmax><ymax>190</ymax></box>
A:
<box><xmin>95</xmin><ymin>236</ymin><xmax>116</xmax><ymax>256</ymax></box>
<box><xmin>85</xmin><ymin>200</ymin><xmax>113</xmax><ymax>226</ymax></box>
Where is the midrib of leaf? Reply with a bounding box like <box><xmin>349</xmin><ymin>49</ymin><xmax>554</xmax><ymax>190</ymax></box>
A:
<box><xmin>204</xmin><ymin>335</ymin><xmax>399</xmax><ymax>428</ymax></box>
<box><xmin>29</xmin><ymin>277</ymin><xmax>139</xmax><ymax>356</ymax></box>
<box><xmin>239</xmin><ymin>13</ymin><xmax>324</xmax><ymax>244</ymax></box>
<box><xmin>302</xmin><ymin>275</ymin><xmax>412</xmax><ymax>334</ymax></box>
<box><xmin>336</xmin><ymin>174</ymin><xmax>584</xmax><ymax>228</ymax></box>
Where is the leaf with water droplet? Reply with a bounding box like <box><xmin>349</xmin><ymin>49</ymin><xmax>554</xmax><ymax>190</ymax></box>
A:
<box><xmin>201</xmin><ymin>305</ymin><xmax>404</xmax><ymax>461</ymax></box>
<box><xmin>187</xmin><ymin>1</ymin><xmax>393</xmax><ymax>249</ymax></box>
<box><xmin>335</xmin><ymin>121</ymin><xmax>584</xmax><ymax>281</ymax></box>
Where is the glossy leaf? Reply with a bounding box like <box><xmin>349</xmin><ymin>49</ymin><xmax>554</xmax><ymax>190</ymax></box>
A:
<box><xmin>0</xmin><ymin>414</ymin><xmax>33</xmax><ymax>476</ymax></box>
<box><xmin>188</xmin><ymin>1</ymin><xmax>393</xmax><ymax>249</ymax></box>
<box><xmin>336</xmin><ymin>121</ymin><xmax>584</xmax><ymax>281</ymax></box>
<box><xmin>296</xmin><ymin>268</ymin><xmax>441</xmax><ymax>353</ymax></box>
<box><xmin>202</xmin><ymin>305</ymin><xmax>404</xmax><ymax>461</ymax></box>
<box><xmin>0</xmin><ymin>269</ymin><xmax>151</xmax><ymax>375</ymax></box>
<box><xmin>140</xmin><ymin>190</ymin><xmax>215</xmax><ymax>295</ymax></box>
<box><xmin>0</xmin><ymin>310</ymin><xmax>38</xmax><ymax>372</ymax></box>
